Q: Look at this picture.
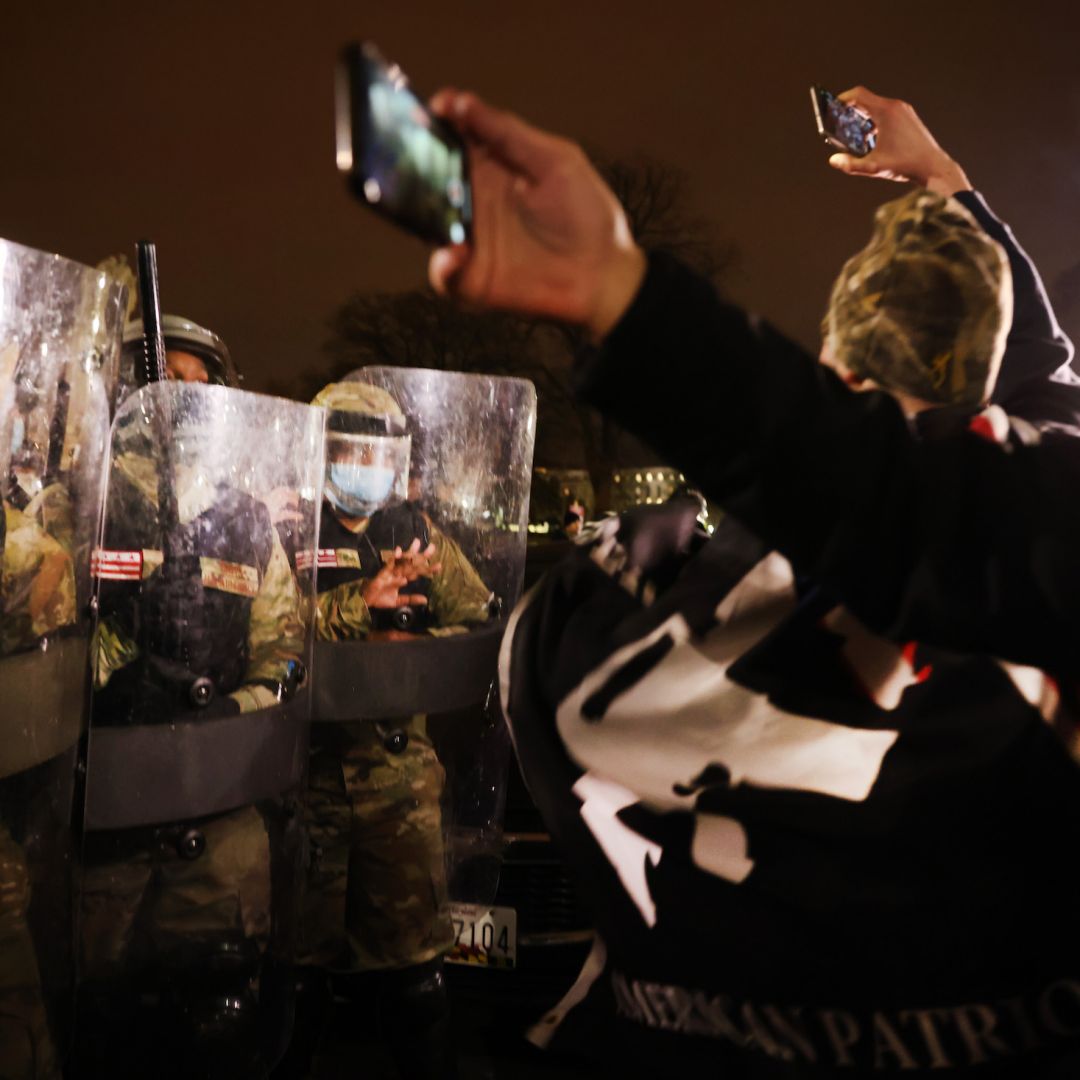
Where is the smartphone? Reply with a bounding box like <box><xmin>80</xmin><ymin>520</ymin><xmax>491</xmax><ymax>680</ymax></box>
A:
<box><xmin>335</xmin><ymin>42</ymin><xmax>471</xmax><ymax>246</ymax></box>
<box><xmin>810</xmin><ymin>86</ymin><xmax>876</xmax><ymax>157</ymax></box>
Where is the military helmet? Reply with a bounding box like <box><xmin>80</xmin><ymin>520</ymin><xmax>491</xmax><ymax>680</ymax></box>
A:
<box><xmin>312</xmin><ymin>381</ymin><xmax>411</xmax><ymax>517</ymax></box>
<box><xmin>823</xmin><ymin>189</ymin><xmax>1012</xmax><ymax>408</ymax></box>
<box><xmin>116</xmin><ymin>314</ymin><xmax>238</xmax><ymax>410</ymax></box>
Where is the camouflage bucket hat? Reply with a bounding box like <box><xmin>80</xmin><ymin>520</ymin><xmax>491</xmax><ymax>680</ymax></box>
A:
<box><xmin>824</xmin><ymin>189</ymin><xmax>1012</xmax><ymax>408</ymax></box>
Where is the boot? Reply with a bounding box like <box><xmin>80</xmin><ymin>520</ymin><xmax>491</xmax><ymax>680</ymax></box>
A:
<box><xmin>377</xmin><ymin>959</ymin><xmax>457</xmax><ymax>1080</ymax></box>
<box><xmin>269</xmin><ymin>966</ymin><xmax>332</xmax><ymax>1080</ymax></box>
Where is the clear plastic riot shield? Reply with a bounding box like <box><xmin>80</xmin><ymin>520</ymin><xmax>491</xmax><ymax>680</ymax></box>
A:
<box><xmin>0</xmin><ymin>238</ymin><xmax>125</xmax><ymax>1080</ymax></box>
<box><xmin>77</xmin><ymin>382</ymin><xmax>325</xmax><ymax>1079</ymax></box>
<box><xmin>306</xmin><ymin>366</ymin><xmax>535</xmax><ymax>973</ymax></box>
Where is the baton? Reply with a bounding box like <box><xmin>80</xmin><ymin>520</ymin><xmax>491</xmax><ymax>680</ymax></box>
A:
<box><xmin>135</xmin><ymin>240</ymin><xmax>168</xmax><ymax>386</ymax></box>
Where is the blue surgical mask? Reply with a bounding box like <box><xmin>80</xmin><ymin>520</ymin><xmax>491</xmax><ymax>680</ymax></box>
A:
<box><xmin>328</xmin><ymin>463</ymin><xmax>396</xmax><ymax>513</ymax></box>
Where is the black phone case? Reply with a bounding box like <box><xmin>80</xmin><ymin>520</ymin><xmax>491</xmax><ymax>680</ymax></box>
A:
<box><xmin>337</xmin><ymin>42</ymin><xmax>473</xmax><ymax>247</ymax></box>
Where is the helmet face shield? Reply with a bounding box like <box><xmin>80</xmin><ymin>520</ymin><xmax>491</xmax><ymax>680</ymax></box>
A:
<box><xmin>324</xmin><ymin>430</ymin><xmax>411</xmax><ymax>516</ymax></box>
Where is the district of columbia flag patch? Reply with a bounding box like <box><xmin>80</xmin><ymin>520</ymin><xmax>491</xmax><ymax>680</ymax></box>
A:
<box><xmin>316</xmin><ymin>548</ymin><xmax>361</xmax><ymax>570</ymax></box>
<box><xmin>91</xmin><ymin>549</ymin><xmax>142</xmax><ymax>581</ymax></box>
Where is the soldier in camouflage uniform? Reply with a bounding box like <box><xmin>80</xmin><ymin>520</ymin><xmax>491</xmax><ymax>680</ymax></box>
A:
<box><xmin>97</xmin><ymin>253</ymin><xmax>239</xmax><ymax>408</ymax></box>
<box><xmin>0</xmin><ymin>245</ymin><xmax>125</xmax><ymax>1080</ymax></box>
<box><xmin>116</xmin><ymin>312</ymin><xmax>239</xmax><ymax>403</ymax></box>
<box><xmin>0</xmin><ymin>501</ymin><xmax>76</xmax><ymax>1080</ymax></box>
<box><xmin>76</xmin><ymin>321</ymin><xmax>309</xmax><ymax>1079</ymax></box>
<box><xmin>290</xmin><ymin>381</ymin><xmax>491</xmax><ymax>1079</ymax></box>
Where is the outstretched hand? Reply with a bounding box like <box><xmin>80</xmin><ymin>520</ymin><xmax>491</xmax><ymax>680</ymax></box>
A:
<box><xmin>361</xmin><ymin>540</ymin><xmax>441</xmax><ymax>610</ymax></box>
<box><xmin>826</xmin><ymin>87</ymin><xmax>972</xmax><ymax>197</ymax></box>
<box><xmin>362</xmin><ymin>560</ymin><xmax>430</xmax><ymax>611</ymax></box>
<box><xmin>427</xmin><ymin>89</ymin><xmax>647</xmax><ymax>340</ymax></box>
<box><xmin>393</xmin><ymin>538</ymin><xmax>442</xmax><ymax>582</ymax></box>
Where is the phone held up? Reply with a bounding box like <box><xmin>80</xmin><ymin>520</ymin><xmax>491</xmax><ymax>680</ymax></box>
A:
<box><xmin>810</xmin><ymin>86</ymin><xmax>876</xmax><ymax>158</ymax></box>
<box><xmin>335</xmin><ymin>42</ymin><xmax>472</xmax><ymax>246</ymax></box>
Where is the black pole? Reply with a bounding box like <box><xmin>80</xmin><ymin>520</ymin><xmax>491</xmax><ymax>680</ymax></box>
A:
<box><xmin>135</xmin><ymin>240</ymin><xmax>167</xmax><ymax>386</ymax></box>
<box><xmin>132</xmin><ymin>241</ymin><xmax>181</xmax><ymax>552</ymax></box>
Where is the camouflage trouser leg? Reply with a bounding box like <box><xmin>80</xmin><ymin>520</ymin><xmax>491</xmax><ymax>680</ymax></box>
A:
<box><xmin>299</xmin><ymin>718</ymin><xmax>453</xmax><ymax>972</ymax></box>
<box><xmin>80</xmin><ymin>804</ymin><xmax>272</xmax><ymax>978</ymax></box>
<box><xmin>0</xmin><ymin>821</ymin><xmax>58</xmax><ymax>1080</ymax></box>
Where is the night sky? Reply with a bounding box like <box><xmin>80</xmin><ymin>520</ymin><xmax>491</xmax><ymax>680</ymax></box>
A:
<box><xmin>2</xmin><ymin>2</ymin><xmax>1079</xmax><ymax>397</ymax></box>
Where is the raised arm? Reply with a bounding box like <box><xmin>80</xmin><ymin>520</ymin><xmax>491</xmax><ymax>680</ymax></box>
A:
<box><xmin>577</xmin><ymin>250</ymin><xmax>1080</xmax><ymax>673</ymax></box>
<box><xmin>429</xmin><ymin>89</ymin><xmax>1080</xmax><ymax>674</ymax></box>
<box><xmin>828</xmin><ymin>87</ymin><xmax>1078</xmax><ymax>427</ymax></box>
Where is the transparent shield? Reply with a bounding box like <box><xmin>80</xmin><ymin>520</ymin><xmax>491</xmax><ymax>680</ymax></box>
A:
<box><xmin>77</xmin><ymin>382</ymin><xmax>325</xmax><ymax>1075</ymax></box>
<box><xmin>0</xmin><ymin>238</ymin><xmax>124</xmax><ymax>1079</ymax></box>
<box><xmin>354</xmin><ymin>366</ymin><xmax>536</xmax><ymax>610</ymax></box>
<box><xmin>308</xmin><ymin>366</ymin><xmax>535</xmax><ymax>940</ymax></box>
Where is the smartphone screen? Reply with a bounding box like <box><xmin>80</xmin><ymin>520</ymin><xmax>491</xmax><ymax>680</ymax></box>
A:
<box><xmin>811</xmin><ymin>86</ymin><xmax>876</xmax><ymax>157</ymax></box>
<box><xmin>336</xmin><ymin>43</ymin><xmax>471</xmax><ymax>246</ymax></box>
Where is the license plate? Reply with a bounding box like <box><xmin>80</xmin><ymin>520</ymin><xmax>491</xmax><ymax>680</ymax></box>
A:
<box><xmin>445</xmin><ymin>902</ymin><xmax>517</xmax><ymax>969</ymax></box>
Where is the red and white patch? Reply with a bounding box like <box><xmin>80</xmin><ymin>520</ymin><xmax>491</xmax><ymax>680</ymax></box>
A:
<box><xmin>91</xmin><ymin>548</ymin><xmax>142</xmax><ymax>581</ymax></box>
<box><xmin>316</xmin><ymin>548</ymin><xmax>361</xmax><ymax>570</ymax></box>
<box><xmin>295</xmin><ymin>550</ymin><xmax>315</xmax><ymax>572</ymax></box>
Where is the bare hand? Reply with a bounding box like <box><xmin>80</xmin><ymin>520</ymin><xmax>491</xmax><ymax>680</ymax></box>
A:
<box><xmin>427</xmin><ymin>89</ymin><xmax>647</xmax><ymax>340</ymax></box>
<box><xmin>826</xmin><ymin>87</ymin><xmax>972</xmax><ymax>197</ymax></box>
<box><xmin>361</xmin><ymin>562</ymin><xmax>430</xmax><ymax>611</ymax></box>
<box><xmin>264</xmin><ymin>487</ymin><xmax>302</xmax><ymax>525</ymax></box>
<box><xmin>392</xmin><ymin>538</ymin><xmax>442</xmax><ymax>582</ymax></box>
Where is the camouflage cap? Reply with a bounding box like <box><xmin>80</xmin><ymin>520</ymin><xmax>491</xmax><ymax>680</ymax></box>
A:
<box><xmin>311</xmin><ymin>381</ymin><xmax>403</xmax><ymax>416</ymax></box>
<box><xmin>823</xmin><ymin>189</ymin><xmax>1012</xmax><ymax>408</ymax></box>
<box><xmin>311</xmin><ymin>381</ymin><xmax>407</xmax><ymax>435</ymax></box>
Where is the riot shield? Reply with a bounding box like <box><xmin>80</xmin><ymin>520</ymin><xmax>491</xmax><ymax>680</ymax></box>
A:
<box><xmin>77</xmin><ymin>382</ymin><xmax>325</xmax><ymax>1078</ymax></box>
<box><xmin>0</xmin><ymin>238</ymin><xmax>125</xmax><ymax>1080</ymax></box>
<box><xmin>306</xmin><ymin>366</ymin><xmax>535</xmax><ymax>975</ymax></box>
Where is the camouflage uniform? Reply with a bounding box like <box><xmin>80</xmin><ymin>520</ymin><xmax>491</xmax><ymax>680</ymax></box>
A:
<box><xmin>0</xmin><ymin>498</ymin><xmax>77</xmax><ymax>1080</ymax></box>
<box><xmin>1</xmin><ymin>497</ymin><xmax>76</xmax><ymax>656</ymax></box>
<box><xmin>77</xmin><ymin>444</ymin><xmax>307</xmax><ymax>1071</ymax></box>
<box><xmin>824</xmin><ymin>188</ymin><xmax>1012</xmax><ymax>407</ymax></box>
<box><xmin>299</xmin><ymin>382</ymin><xmax>491</xmax><ymax>974</ymax></box>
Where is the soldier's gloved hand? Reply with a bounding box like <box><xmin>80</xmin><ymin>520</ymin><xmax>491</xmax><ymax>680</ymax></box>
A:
<box><xmin>392</xmin><ymin>539</ymin><xmax>442</xmax><ymax>582</ymax></box>
<box><xmin>619</xmin><ymin>499</ymin><xmax>703</xmax><ymax>575</ymax></box>
<box><xmin>362</xmin><ymin>561</ymin><xmax>431</xmax><ymax>611</ymax></box>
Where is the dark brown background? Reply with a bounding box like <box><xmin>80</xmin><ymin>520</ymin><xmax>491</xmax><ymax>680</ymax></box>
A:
<box><xmin>2</xmin><ymin>1</ymin><xmax>1078</xmax><ymax>394</ymax></box>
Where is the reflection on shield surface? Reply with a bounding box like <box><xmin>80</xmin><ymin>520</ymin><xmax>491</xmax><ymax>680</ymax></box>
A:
<box><xmin>0</xmin><ymin>237</ymin><xmax>126</xmax><ymax>1079</ymax></box>
<box><xmin>305</xmin><ymin>366</ymin><xmax>535</xmax><ymax>979</ymax></box>
<box><xmin>77</xmin><ymin>382</ymin><xmax>325</xmax><ymax>1078</ymax></box>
